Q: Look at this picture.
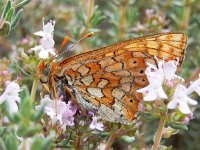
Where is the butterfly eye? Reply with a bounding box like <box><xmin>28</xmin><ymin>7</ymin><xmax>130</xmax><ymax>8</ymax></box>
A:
<box><xmin>140</xmin><ymin>70</ymin><xmax>144</xmax><ymax>74</ymax></box>
<box><xmin>42</xmin><ymin>64</ymin><xmax>51</xmax><ymax>76</ymax></box>
<box><xmin>133</xmin><ymin>61</ymin><xmax>137</xmax><ymax>64</ymax></box>
<box><xmin>40</xmin><ymin>75</ymin><xmax>48</xmax><ymax>83</ymax></box>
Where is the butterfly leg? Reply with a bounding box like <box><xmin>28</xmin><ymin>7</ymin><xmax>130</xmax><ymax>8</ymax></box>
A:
<box><xmin>40</xmin><ymin>84</ymin><xmax>51</xmax><ymax>98</ymax></box>
<box><xmin>51</xmin><ymin>76</ymin><xmax>58</xmax><ymax>114</ymax></box>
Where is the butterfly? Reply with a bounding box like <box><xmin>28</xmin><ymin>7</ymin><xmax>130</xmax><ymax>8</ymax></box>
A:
<box><xmin>37</xmin><ymin>32</ymin><xmax>187</xmax><ymax>124</ymax></box>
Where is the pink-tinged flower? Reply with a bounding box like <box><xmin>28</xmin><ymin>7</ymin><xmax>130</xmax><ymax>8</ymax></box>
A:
<box><xmin>167</xmin><ymin>84</ymin><xmax>197</xmax><ymax>114</ymax></box>
<box><xmin>32</xmin><ymin>20</ymin><xmax>56</xmax><ymax>59</ymax></box>
<box><xmin>61</xmin><ymin>101</ymin><xmax>77</xmax><ymax>130</ymax></box>
<box><xmin>35</xmin><ymin>95</ymin><xmax>65</xmax><ymax>125</ymax></box>
<box><xmin>89</xmin><ymin>116</ymin><xmax>104</xmax><ymax>131</ymax></box>
<box><xmin>182</xmin><ymin>117</ymin><xmax>190</xmax><ymax>124</ymax></box>
<box><xmin>0</xmin><ymin>82</ymin><xmax>21</xmax><ymax>115</ymax></box>
<box><xmin>145</xmin><ymin>9</ymin><xmax>154</xmax><ymax>19</ymax></box>
<box><xmin>138</xmin><ymin>103</ymin><xmax>144</xmax><ymax>111</ymax></box>
<box><xmin>35</xmin><ymin>95</ymin><xmax>77</xmax><ymax>130</ymax></box>
<box><xmin>187</xmin><ymin>75</ymin><xmax>200</xmax><ymax>96</ymax></box>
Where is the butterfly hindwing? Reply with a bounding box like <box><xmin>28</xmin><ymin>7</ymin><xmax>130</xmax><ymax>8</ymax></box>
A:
<box><xmin>57</xmin><ymin>33</ymin><xmax>187</xmax><ymax>124</ymax></box>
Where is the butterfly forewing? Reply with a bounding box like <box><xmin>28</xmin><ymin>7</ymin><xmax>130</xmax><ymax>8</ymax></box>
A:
<box><xmin>56</xmin><ymin>33</ymin><xmax>187</xmax><ymax>124</ymax></box>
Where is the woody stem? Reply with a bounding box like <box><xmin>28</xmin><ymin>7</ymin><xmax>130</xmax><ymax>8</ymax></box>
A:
<box><xmin>152</xmin><ymin>113</ymin><xmax>167</xmax><ymax>150</ymax></box>
<box><xmin>105</xmin><ymin>126</ymin><xmax>123</xmax><ymax>150</ymax></box>
<box><xmin>31</xmin><ymin>78</ymin><xmax>38</xmax><ymax>101</ymax></box>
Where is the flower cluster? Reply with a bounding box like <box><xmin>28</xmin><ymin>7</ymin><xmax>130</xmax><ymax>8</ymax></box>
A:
<box><xmin>35</xmin><ymin>95</ymin><xmax>104</xmax><ymax>131</ymax></box>
<box><xmin>32</xmin><ymin>20</ymin><xmax>56</xmax><ymax>59</ymax></box>
<box><xmin>137</xmin><ymin>59</ymin><xmax>199</xmax><ymax>115</ymax></box>
<box><xmin>35</xmin><ymin>95</ymin><xmax>77</xmax><ymax>131</ymax></box>
<box><xmin>131</xmin><ymin>8</ymin><xmax>169</xmax><ymax>34</ymax></box>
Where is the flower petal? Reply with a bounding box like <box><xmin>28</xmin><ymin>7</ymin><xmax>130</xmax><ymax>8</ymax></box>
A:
<box><xmin>179</xmin><ymin>102</ymin><xmax>191</xmax><ymax>114</ymax></box>
<box><xmin>39</xmin><ymin>49</ymin><xmax>49</xmax><ymax>59</ymax></box>
<box><xmin>167</xmin><ymin>99</ymin><xmax>178</xmax><ymax>109</ymax></box>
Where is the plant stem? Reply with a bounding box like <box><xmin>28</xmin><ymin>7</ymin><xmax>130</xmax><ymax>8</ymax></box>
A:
<box><xmin>105</xmin><ymin>126</ymin><xmax>124</xmax><ymax>150</ymax></box>
<box><xmin>180</xmin><ymin>0</ymin><xmax>192</xmax><ymax>30</ymax></box>
<box><xmin>105</xmin><ymin>131</ymin><xmax>117</xmax><ymax>150</ymax></box>
<box><xmin>187</xmin><ymin>66</ymin><xmax>200</xmax><ymax>84</ymax></box>
<box><xmin>118</xmin><ymin>0</ymin><xmax>128</xmax><ymax>40</ymax></box>
<box><xmin>80</xmin><ymin>0</ymin><xmax>94</xmax><ymax>52</ymax></box>
<box><xmin>139</xmin><ymin>121</ymin><xmax>146</xmax><ymax>149</ymax></box>
<box><xmin>22</xmin><ymin>138</ymin><xmax>26</xmax><ymax>150</ymax></box>
<box><xmin>0</xmin><ymin>114</ymin><xmax>2</xmax><ymax>127</ymax></box>
<box><xmin>31</xmin><ymin>78</ymin><xmax>38</xmax><ymax>101</ymax></box>
<box><xmin>152</xmin><ymin>114</ymin><xmax>166</xmax><ymax>150</ymax></box>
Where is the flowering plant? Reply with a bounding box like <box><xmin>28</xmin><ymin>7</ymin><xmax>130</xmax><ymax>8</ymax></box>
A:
<box><xmin>1</xmin><ymin>0</ymin><xmax>200</xmax><ymax>150</ymax></box>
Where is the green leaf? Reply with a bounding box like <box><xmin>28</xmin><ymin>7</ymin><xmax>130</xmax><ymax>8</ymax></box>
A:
<box><xmin>2</xmin><ymin>0</ymin><xmax>11</xmax><ymax>19</ymax></box>
<box><xmin>56</xmin><ymin>132</ymin><xmax>72</xmax><ymax>147</ymax></box>
<box><xmin>0</xmin><ymin>21</ymin><xmax>11</xmax><ymax>36</ymax></box>
<box><xmin>20</xmin><ymin>98</ymin><xmax>32</xmax><ymax>119</ymax></box>
<box><xmin>11</xmin><ymin>9</ymin><xmax>23</xmax><ymax>29</ymax></box>
<box><xmin>30</xmin><ymin>138</ymin><xmax>42</xmax><ymax>150</ymax></box>
<box><xmin>4</xmin><ymin>132</ymin><xmax>19</xmax><ymax>150</ymax></box>
<box><xmin>40</xmin><ymin>136</ymin><xmax>53</xmax><ymax>150</ymax></box>
<box><xmin>30</xmin><ymin>136</ymin><xmax>53</xmax><ymax>150</ymax></box>
<box><xmin>7</xmin><ymin>112</ymin><xmax>21</xmax><ymax>123</ymax></box>
<box><xmin>17</xmin><ymin>125</ymin><xmax>41</xmax><ymax>137</ymax></box>
<box><xmin>16</xmin><ymin>0</ymin><xmax>31</xmax><ymax>8</ymax></box>
<box><xmin>5</xmin><ymin>7</ymin><xmax>14</xmax><ymax>22</ymax></box>
<box><xmin>15</xmin><ymin>62</ymin><xmax>31</xmax><ymax>77</ymax></box>
<box><xmin>20</xmin><ymin>86</ymin><xmax>30</xmax><ymax>101</ymax></box>
<box><xmin>0</xmin><ymin>127</ymin><xmax>6</xmax><ymax>137</ymax></box>
<box><xmin>140</xmin><ymin>112</ymin><xmax>158</xmax><ymax>121</ymax></box>
<box><xmin>169</xmin><ymin>122</ymin><xmax>188</xmax><ymax>131</ymax></box>
<box><xmin>31</xmin><ymin>106</ymin><xmax>44</xmax><ymax>121</ymax></box>
<box><xmin>0</xmin><ymin>138</ymin><xmax>7</xmax><ymax>150</ymax></box>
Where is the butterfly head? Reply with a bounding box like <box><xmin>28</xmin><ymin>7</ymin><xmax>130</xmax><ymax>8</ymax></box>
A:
<box><xmin>37</xmin><ymin>61</ymin><xmax>51</xmax><ymax>84</ymax></box>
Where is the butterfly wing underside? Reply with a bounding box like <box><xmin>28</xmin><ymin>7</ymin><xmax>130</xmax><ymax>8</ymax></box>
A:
<box><xmin>57</xmin><ymin>33</ymin><xmax>187</xmax><ymax>124</ymax></box>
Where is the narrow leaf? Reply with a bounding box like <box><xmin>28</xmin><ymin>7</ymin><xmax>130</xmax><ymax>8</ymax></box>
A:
<box><xmin>5</xmin><ymin>7</ymin><xmax>14</xmax><ymax>22</ymax></box>
<box><xmin>16</xmin><ymin>0</ymin><xmax>31</xmax><ymax>8</ymax></box>
<box><xmin>2</xmin><ymin>0</ymin><xmax>11</xmax><ymax>19</ymax></box>
<box><xmin>15</xmin><ymin>62</ymin><xmax>31</xmax><ymax>77</ymax></box>
<box><xmin>169</xmin><ymin>122</ymin><xmax>188</xmax><ymax>131</ymax></box>
<box><xmin>11</xmin><ymin>9</ymin><xmax>23</xmax><ymax>29</ymax></box>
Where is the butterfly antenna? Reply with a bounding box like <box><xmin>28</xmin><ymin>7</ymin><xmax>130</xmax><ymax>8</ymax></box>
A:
<box><xmin>50</xmin><ymin>32</ymin><xmax>94</xmax><ymax>62</ymax></box>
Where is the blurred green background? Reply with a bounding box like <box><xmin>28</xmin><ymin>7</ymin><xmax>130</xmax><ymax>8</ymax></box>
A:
<box><xmin>0</xmin><ymin>0</ymin><xmax>200</xmax><ymax>149</ymax></box>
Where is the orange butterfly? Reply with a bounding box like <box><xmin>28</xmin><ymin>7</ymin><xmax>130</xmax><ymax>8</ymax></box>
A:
<box><xmin>37</xmin><ymin>33</ymin><xmax>187</xmax><ymax>124</ymax></box>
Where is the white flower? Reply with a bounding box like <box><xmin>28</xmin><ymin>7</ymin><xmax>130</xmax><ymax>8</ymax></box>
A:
<box><xmin>162</xmin><ymin>60</ymin><xmax>177</xmax><ymax>81</ymax></box>
<box><xmin>35</xmin><ymin>95</ymin><xmax>76</xmax><ymax>130</ymax></box>
<box><xmin>35</xmin><ymin>95</ymin><xmax>66</xmax><ymax>125</ymax></box>
<box><xmin>89</xmin><ymin>116</ymin><xmax>104</xmax><ymax>131</ymax></box>
<box><xmin>34</xmin><ymin>20</ymin><xmax>55</xmax><ymax>37</ymax></box>
<box><xmin>187</xmin><ymin>75</ymin><xmax>200</xmax><ymax>96</ymax></box>
<box><xmin>167</xmin><ymin>84</ymin><xmax>197</xmax><ymax>114</ymax></box>
<box><xmin>0</xmin><ymin>82</ymin><xmax>21</xmax><ymax>115</ymax></box>
<box><xmin>137</xmin><ymin>60</ymin><xmax>178</xmax><ymax>101</ymax></box>
<box><xmin>137</xmin><ymin>62</ymin><xmax>167</xmax><ymax>101</ymax></box>
<box><xmin>32</xmin><ymin>20</ymin><xmax>56</xmax><ymax>59</ymax></box>
<box><xmin>137</xmin><ymin>73</ymin><xmax>167</xmax><ymax>101</ymax></box>
<box><xmin>150</xmin><ymin>59</ymin><xmax>177</xmax><ymax>81</ymax></box>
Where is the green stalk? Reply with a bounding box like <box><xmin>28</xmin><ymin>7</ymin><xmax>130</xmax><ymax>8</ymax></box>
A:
<box><xmin>152</xmin><ymin>113</ymin><xmax>167</xmax><ymax>150</ymax></box>
<box><xmin>31</xmin><ymin>78</ymin><xmax>38</xmax><ymax>101</ymax></box>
